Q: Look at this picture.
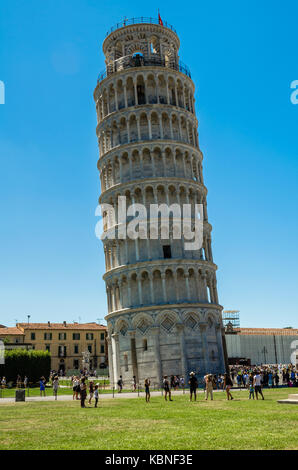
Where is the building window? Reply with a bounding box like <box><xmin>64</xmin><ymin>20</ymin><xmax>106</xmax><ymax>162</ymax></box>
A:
<box><xmin>100</xmin><ymin>332</ymin><xmax>105</xmax><ymax>340</ymax></box>
<box><xmin>32</xmin><ymin>345</ymin><xmax>35</xmax><ymax>350</ymax></box>
<box><xmin>73</xmin><ymin>333</ymin><xmax>80</xmax><ymax>340</ymax></box>
<box><xmin>87</xmin><ymin>344</ymin><xmax>92</xmax><ymax>353</ymax></box>
<box><xmin>100</xmin><ymin>345</ymin><xmax>105</xmax><ymax>354</ymax></box>
<box><xmin>58</xmin><ymin>346</ymin><xmax>66</xmax><ymax>358</ymax></box>
<box><xmin>74</xmin><ymin>345</ymin><xmax>79</xmax><ymax>354</ymax></box>
<box><xmin>31</xmin><ymin>333</ymin><xmax>35</xmax><ymax>340</ymax></box>
<box><xmin>163</xmin><ymin>245</ymin><xmax>172</xmax><ymax>258</ymax></box>
<box><xmin>59</xmin><ymin>333</ymin><xmax>67</xmax><ymax>340</ymax></box>
<box><xmin>44</xmin><ymin>333</ymin><xmax>52</xmax><ymax>340</ymax></box>
<box><xmin>45</xmin><ymin>344</ymin><xmax>50</xmax><ymax>352</ymax></box>
<box><xmin>143</xmin><ymin>339</ymin><xmax>148</xmax><ymax>351</ymax></box>
<box><xmin>86</xmin><ymin>333</ymin><xmax>94</xmax><ymax>340</ymax></box>
<box><xmin>73</xmin><ymin>359</ymin><xmax>79</xmax><ymax>369</ymax></box>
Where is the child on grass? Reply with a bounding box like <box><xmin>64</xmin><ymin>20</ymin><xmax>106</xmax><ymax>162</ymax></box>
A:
<box><xmin>249</xmin><ymin>382</ymin><xmax>254</xmax><ymax>400</ymax></box>
<box><xmin>94</xmin><ymin>384</ymin><xmax>99</xmax><ymax>408</ymax></box>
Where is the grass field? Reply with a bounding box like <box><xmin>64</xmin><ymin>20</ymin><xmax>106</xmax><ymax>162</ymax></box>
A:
<box><xmin>0</xmin><ymin>386</ymin><xmax>133</xmax><ymax>398</ymax></box>
<box><xmin>0</xmin><ymin>388</ymin><xmax>297</xmax><ymax>450</ymax></box>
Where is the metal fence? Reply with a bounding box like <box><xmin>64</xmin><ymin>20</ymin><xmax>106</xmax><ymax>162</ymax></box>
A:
<box><xmin>105</xmin><ymin>17</ymin><xmax>177</xmax><ymax>37</ymax></box>
<box><xmin>97</xmin><ymin>54</ymin><xmax>191</xmax><ymax>83</ymax></box>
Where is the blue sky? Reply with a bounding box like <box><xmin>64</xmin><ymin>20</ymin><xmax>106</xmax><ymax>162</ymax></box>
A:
<box><xmin>0</xmin><ymin>1</ymin><xmax>297</xmax><ymax>328</ymax></box>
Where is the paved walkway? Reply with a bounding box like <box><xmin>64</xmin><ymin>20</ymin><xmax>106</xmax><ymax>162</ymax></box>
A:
<box><xmin>0</xmin><ymin>388</ymin><xmax>231</xmax><ymax>404</ymax></box>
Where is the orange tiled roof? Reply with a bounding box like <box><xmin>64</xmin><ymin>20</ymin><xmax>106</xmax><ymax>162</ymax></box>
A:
<box><xmin>0</xmin><ymin>327</ymin><xmax>25</xmax><ymax>336</ymax></box>
<box><xmin>17</xmin><ymin>322</ymin><xmax>107</xmax><ymax>331</ymax></box>
<box><xmin>235</xmin><ymin>328</ymin><xmax>298</xmax><ymax>336</ymax></box>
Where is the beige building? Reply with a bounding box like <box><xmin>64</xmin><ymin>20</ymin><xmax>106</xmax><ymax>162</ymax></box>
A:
<box><xmin>0</xmin><ymin>327</ymin><xmax>31</xmax><ymax>350</ymax></box>
<box><xmin>94</xmin><ymin>17</ymin><xmax>227</xmax><ymax>385</ymax></box>
<box><xmin>1</xmin><ymin>323</ymin><xmax>107</xmax><ymax>373</ymax></box>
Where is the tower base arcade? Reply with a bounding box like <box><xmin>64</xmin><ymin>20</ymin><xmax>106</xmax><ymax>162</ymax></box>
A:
<box><xmin>106</xmin><ymin>304</ymin><xmax>226</xmax><ymax>386</ymax></box>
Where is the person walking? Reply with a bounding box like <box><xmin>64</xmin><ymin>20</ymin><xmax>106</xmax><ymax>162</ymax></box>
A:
<box><xmin>53</xmin><ymin>376</ymin><xmax>59</xmax><ymax>400</ymax></box>
<box><xmin>132</xmin><ymin>375</ymin><xmax>137</xmax><ymax>392</ymax></box>
<box><xmin>204</xmin><ymin>374</ymin><xmax>214</xmax><ymax>401</ymax></box>
<box><xmin>39</xmin><ymin>376</ymin><xmax>46</xmax><ymax>397</ymax></box>
<box><xmin>117</xmin><ymin>376</ymin><xmax>123</xmax><ymax>393</ymax></box>
<box><xmin>163</xmin><ymin>376</ymin><xmax>173</xmax><ymax>401</ymax></box>
<box><xmin>72</xmin><ymin>376</ymin><xmax>79</xmax><ymax>400</ymax></box>
<box><xmin>145</xmin><ymin>378</ymin><xmax>151</xmax><ymax>403</ymax></box>
<box><xmin>24</xmin><ymin>376</ymin><xmax>28</xmax><ymax>388</ymax></box>
<box><xmin>223</xmin><ymin>373</ymin><xmax>234</xmax><ymax>400</ymax></box>
<box><xmin>88</xmin><ymin>380</ymin><xmax>94</xmax><ymax>405</ymax></box>
<box><xmin>94</xmin><ymin>385</ymin><xmax>99</xmax><ymax>408</ymax></box>
<box><xmin>249</xmin><ymin>382</ymin><xmax>255</xmax><ymax>400</ymax></box>
<box><xmin>80</xmin><ymin>378</ymin><xmax>87</xmax><ymax>408</ymax></box>
<box><xmin>188</xmin><ymin>372</ymin><xmax>198</xmax><ymax>401</ymax></box>
<box><xmin>180</xmin><ymin>376</ymin><xmax>185</xmax><ymax>391</ymax></box>
<box><xmin>254</xmin><ymin>371</ymin><xmax>265</xmax><ymax>400</ymax></box>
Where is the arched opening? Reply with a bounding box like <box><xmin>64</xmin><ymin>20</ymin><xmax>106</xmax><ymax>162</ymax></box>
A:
<box><xmin>136</xmin><ymin>75</ymin><xmax>146</xmax><ymax>105</ymax></box>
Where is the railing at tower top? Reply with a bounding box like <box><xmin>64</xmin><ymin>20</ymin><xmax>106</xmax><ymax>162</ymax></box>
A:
<box><xmin>105</xmin><ymin>17</ymin><xmax>177</xmax><ymax>37</ymax></box>
<box><xmin>97</xmin><ymin>54</ymin><xmax>191</xmax><ymax>83</ymax></box>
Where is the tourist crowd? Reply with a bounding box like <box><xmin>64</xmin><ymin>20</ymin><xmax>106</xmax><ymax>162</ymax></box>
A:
<box><xmin>1</xmin><ymin>363</ymin><xmax>296</xmax><ymax>406</ymax></box>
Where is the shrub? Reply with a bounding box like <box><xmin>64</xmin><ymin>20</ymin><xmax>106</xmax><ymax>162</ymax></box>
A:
<box><xmin>0</xmin><ymin>349</ymin><xmax>51</xmax><ymax>385</ymax></box>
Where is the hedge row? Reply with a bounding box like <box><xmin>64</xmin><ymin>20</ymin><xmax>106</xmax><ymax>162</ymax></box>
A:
<box><xmin>0</xmin><ymin>349</ymin><xmax>51</xmax><ymax>384</ymax></box>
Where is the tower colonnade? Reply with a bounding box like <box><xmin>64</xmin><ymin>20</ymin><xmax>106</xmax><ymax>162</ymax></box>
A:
<box><xmin>94</xmin><ymin>18</ymin><xmax>227</xmax><ymax>385</ymax></box>
<box><xmin>98</xmin><ymin>143</ymin><xmax>204</xmax><ymax>191</ymax></box>
<box><xmin>97</xmin><ymin>106</ymin><xmax>199</xmax><ymax>157</ymax></box>
<box><xmin>95</xmin><ymin>70</ymin><xmax>195</xmax><ymax>122</ymax></box>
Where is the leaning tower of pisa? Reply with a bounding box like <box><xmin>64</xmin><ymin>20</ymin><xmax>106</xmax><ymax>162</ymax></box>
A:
<box><xmin>94</xmin><ymin>17</ymin><xmax>227</xmax><ymax>386</ymax></box>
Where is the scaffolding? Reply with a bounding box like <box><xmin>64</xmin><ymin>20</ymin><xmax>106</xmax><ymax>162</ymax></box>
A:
<box><xmin>222</xmin><ymin>310</ymin><xmax>240</xmax><ymax>330</ymax></box>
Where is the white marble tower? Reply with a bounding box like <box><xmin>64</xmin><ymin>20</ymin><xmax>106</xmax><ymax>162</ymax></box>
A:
<box><xmin>94</xmin><ymin>17</ymin><xmax>227</xmax><ymax>386</ymax></box>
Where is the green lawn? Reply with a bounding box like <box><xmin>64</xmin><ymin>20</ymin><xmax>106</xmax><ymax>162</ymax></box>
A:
<box><xmin>0</xmin><ymin>385</ymin><xmax>133</xmax><ymax>398</ymax></box>
<box><xmin>0</xmin><ymin>388</ymin><xmax>297</xmax><ymax>450</ymax></box>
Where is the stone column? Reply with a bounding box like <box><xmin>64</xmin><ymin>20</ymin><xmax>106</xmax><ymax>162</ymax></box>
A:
<box><xmin>107</xmin><ymin>335</ymin><xmax>114</xmax><ymax>385</ymax></box>
<box><xmin>149</xmin><ymin>274</ymin><xmax>154</xmax><ymax>303</ymax></box>
<box><xmin>159</xmin><ymin>114</ymin><xmax>163</xmax><ymax>139</ymax></box>
<box><xmin>106</xmin><ymin>286</ymin><xmax>111</xmax><ymax>313</ymax></box>
<box><xmin>215</xmin><ymin>323</ymin><xmax>225</xmax><ymax>373</ymax></box>
<box><xmin>174</xmin><ymin>85</ymin><xmax>179</xmax><ymax>107</ymax></box>
<box><xmin>151</xmin><ymin>327</ymin><xmax>162</xmax><ymax>385</ymax></box>
<box><xmin>151</xmin><ymin>151</ymin><xmax>156</xmax><ymax>176</ymax></box>
<box><xmin>119</xmin><ymin>158</ymin><xmax>123</xmax><ymax>182</ymax></box>
<box><xmin>201</xmin><ymin>271</ymin><xmax>209</xmax><ymax>302</ymax></box>
<box><xmin>166</xmin><ymin>79</ymin><xmax>170</xmax><ymax>104</ymax></box>
<box><xmin>137</xmin><ymin>276</ymin><xmax>143</xmax><ymax>306</ymax></box>
<box><xmin>137</xmin><ymin>116</ymin><xmax>141</xmax><ymax>141</ymax></box>
<box><xmin>129</xmin><ymin>330</ymin><xmax>139</xmax><ymax>383</ymax></box>
<box><xmin>176</xmin><ymin>323</ymin><xmax>188</xmax><ymax>379</ymax></box>
<box><xmin>123</xmin><ymin>84</ymin><xmax>128</xmax><ymax>108</ymax></box>
<box><xmin>129</xmin><ymin>153</ymin><xmax>133</xmax><ymax>179</ymax></box>
<box><xmin>111</xmin><ymin>333</ymin><xmax>120</xmax><ymax>383</ymax></box>
<box><xmin>127</xmin><ymin>278</ymin><xmax>132</xmax><ymax>307</ymax></box>
<box><xmin>199</xmin><ymin>322</ymin><xmax>209</xmax><ymax>374</ymax></box>
<box><xmin>169</xmin><ymin>116</ymin><xmax>174</xmax><ymax>139</ymax></box>
<box><xmin>148</xmin><ymin>116</ymin><xmax>152</xmax><ymax>140</ymax></box>
<box><xmin>126</xmin><ymin>120</ymin><xmax>130</xmax><ymax>143</ymax></box>
<box><xmin>134</xmin><ymin>81</ymin><xmax>138</xmax><ymax>106</ymax></box>
<box><xmin>161</xmin><ymin>273</ymin><xmax>167</xmax><ymax>302</ymax></box>
<box><xmin>185</xmin><ymin>273</ymin><xmax>190</xmax><ymax>301</ymax></box>
<box><xmin>162</xmin><ymin>150</ymin><xmax>167</xmax><ymax>176</ymax></box>
<box><xmin>115</xmin><ymin>86</ymin><xmax>119</xmax><ymax>111</ymax></box>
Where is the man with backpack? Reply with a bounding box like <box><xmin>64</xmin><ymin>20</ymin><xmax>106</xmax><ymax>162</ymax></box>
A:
<box><xmin>188</xmin><ymin>372</ymin><xmax>198</xmax><ymax>401</ymax></box>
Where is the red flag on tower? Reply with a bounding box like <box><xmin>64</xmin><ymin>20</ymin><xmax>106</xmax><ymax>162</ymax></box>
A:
<box><xmin>158</xmin><ymin>10</ymin><xmax>163</xmax><ymax>25</ymax></box>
